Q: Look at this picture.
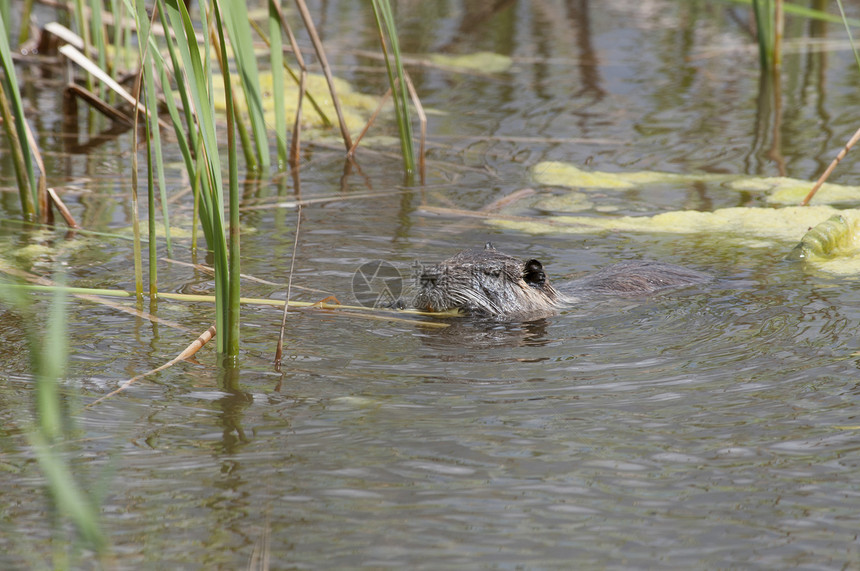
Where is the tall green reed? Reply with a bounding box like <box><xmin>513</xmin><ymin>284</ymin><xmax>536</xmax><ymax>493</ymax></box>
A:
<box><xmin>370</xmin><ymin>0</ymin><xmax>415</xmax><ymax>178</ymax></box>
<box><xmin>6</xmin><ymin>0</ymin><xmax>416</xmax><ymax>357</ymax></box>
<box><xmin>159</xmin><ymin>0</ymin><xmax>233</xmax><ymax>354</ymax></box>
<box><xmin>0</xmin><ymin>11</ymin><xmax>38</xmax><ymax>220</ymax></box>
<box><xmin>153</xmin><ymin>0</ymin><xmax>273</xmax><ymax>356</ymax></box>
<box><xmin>752</xmin><ymin>0</ymin><xmax>782</xmax><ymax>70</ymax></box>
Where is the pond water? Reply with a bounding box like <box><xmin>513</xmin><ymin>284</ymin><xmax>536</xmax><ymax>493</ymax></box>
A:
<box><xmin>2</xmin><ymin>0</ymin><xmax>860</xmax><ymax>568</ymax></box>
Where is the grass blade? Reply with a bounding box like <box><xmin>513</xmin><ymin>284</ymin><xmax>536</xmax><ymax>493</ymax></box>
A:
<box><xmin>269</xmin><ymin>0</ymin><xmax>288</xmax><ymax>167</ymax></box>
<box><xmin>370</xmin><ymin>0</ymin><xmax>415</xmax><ymax>177</ymax></box>
<box><xmin>221</xmin><ymin>0</ymin><xmax>270</xmax><ymax>171</ymax></box>
<box><xmin>0</xmin><ymin>11</ymin><xmax>38</xmax><ymax>219</ymax></box>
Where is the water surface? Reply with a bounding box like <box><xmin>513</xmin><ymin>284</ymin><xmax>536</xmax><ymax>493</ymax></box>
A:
<box><xmin>1</xmin><ymin>1</ymin><xmax>860</xmax><ymax>568</ymax></box>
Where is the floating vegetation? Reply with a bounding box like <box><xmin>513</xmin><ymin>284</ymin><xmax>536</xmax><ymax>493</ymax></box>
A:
<box><xmin>428</xmin><ymin>51</ymin><xmax>513</xmax><ymax>73</ymax></box>
<box><xmin>531</xmin><ymin>161</ymin><xmax>860</xmax><ymax>205</ymax></box>
<box><xmin>487</xmin><ymin>203</ymin><xmax>860</xmax><ymax>275</ymax></box>
<box><xmin>491</xmin><ymin>204</ymin><xmax>853</xmax><ymax>242</ymax></box>
<box><xmin>786</xmin><ymin>215</ymin><xmax>860</xmax><ymax>261</ymax></box>
<box><xmin>729</xmin><ymin>177</ymin><xmax>860</xmax><ymax>205</ymax></box>
<box><xmin>210</xmin><ymin>72</ymin><xmax>380</xmax><ymax>135</ymax></box>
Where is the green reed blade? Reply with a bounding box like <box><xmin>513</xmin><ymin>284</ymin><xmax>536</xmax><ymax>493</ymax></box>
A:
<box><xmin>142</xmin><ymin>64</ymin><xmax>173</xmax><ymax>261</ymax></box>
<box><xmin>130</xmin><ymin>5</ymin><xmax>174</xmax><ymax>280</ymax></box>
<box><xmin>17</xmin><ymin>0</ymin><xmax>34</xmax><ymax>45</ymax></box>
<box><xmin>164</xmin><ymin>0</ymin><xmax>224</xmax><ymax>233</ymax></box>
<box><xmin>163</xmin><ymin>0</ymin><xmax>233</xmax><ymax>354</ymax></box>
<box><xmin>835</xmin><ymin>0</ymin><xmax>860</xmax><ymax>73</ymax></box>
<box><xmin>370</xmin><ymin>0</ymin><xmax>415</xmax><ymax>177</ymax></box>
<box><xmin>269</xmin><ymin>0</ymin><xmax>288</xmax><ymax>168</ymax></box>
<box><xmin>250</xmin><ymin>14</ymin><xmax>332</xmax><ymax>128</ymax></box>
<box><xmin>153</xmin><ymin>0</ymin><xmax>198</xmax><ymax>150</ymax></box>
<box><xmin>34</xmin><ymin>284</ymin><xmax>67</xmax><ymax>442</ymax></box>
<box><xmin>752</xmin><ymin>0</ymin><xmax>774</xmax><ymax>69</ymax></box>
<box><xmin>90</xmin><ymin>0</ymin><xmax>108</xmax><ymax>99</ymax></box>
<box><xmin>0</xmin><ymin>11</ymin><xmax>37</xmax><ymax>219</ymax></box>
<box><xmin>720</xmin><ymin>0</ymin><xmax>860</xmax><ymax>27</ymax></box>
<box><xmin>143</xmin><ymin>89</ymin><xmax>158</xmax><ymax>294</ymax></box>
<box><xmin>212</xmin><ymin>2</ymin><xmax>242</xmax><ymax>358</ymax></box>
<box><xmin>221</xmin><ymin>0</ymin><xmax>270</xmax><ymax>171</ymax></box>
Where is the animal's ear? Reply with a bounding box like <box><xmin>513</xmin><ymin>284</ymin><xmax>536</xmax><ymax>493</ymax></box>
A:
<box><xmin>484</xmin><ymin>242</ymin><xmax>496</xmax><ymax>251</ymax></box>
<box><xmin>523</xmin><ymin>259</ymin><xmax>546</xmax><ymax>286</ymax></box>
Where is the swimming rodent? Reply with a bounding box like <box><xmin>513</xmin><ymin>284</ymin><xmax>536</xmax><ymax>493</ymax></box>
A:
<box><xmin>413</xmin><ymin>243</ymin><xmax>711</xmax><ymax>320</ymax></box>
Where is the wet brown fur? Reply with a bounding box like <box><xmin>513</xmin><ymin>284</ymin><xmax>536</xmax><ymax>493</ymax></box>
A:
<box><xmin>413</xmin><ymin>244</ymin><xmax>710</xmax><ymax>320</ymax></box>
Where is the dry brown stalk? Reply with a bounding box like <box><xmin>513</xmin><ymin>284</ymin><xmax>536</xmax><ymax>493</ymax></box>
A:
<box><xmin>800</xmin><ymin>126</ymin><xmax>860</xmax><ymax>206</ymax></box>
<box><xmin>292</xmin><ymin>0</ymin><xmax>353</xmax><ymax>150</ymax></box>
<box><xmin>46</xmin><ymin>188</ymin><xmax>79</xmax><ymax>228</ymax></box>
<box><xmin>349</xmin><ymin>86</ymin><xmax>392</xmax><ymax>156</ymax></box>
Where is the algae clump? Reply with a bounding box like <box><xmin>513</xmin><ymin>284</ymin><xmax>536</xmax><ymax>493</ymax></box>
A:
<box><xmin>429</xmin><ymin>52</ymin><xmax>513</xmax><ymax>73</ymax></box>
<box><xmin>532</xmin><ymin>161</ymin><xmax>860</xmax><ymax>205</ymax></box>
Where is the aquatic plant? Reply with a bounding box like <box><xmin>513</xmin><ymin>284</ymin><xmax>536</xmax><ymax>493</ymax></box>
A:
<box><xmin>0</xmin><ymin>0</ymin><xmax>421</xmax><ymax>360</ymax></box>
<box><xmin>0</xmin><ymin>279</ymin><xmax>109</xmax><ymax>563</ymax></box>
<box><xmin>370</xmin><ymin>0</ymin><xmax>416</xmax><ymax>178</ymax></box>
<box><xmin>0</xmin><ymin>11</ymin><xmax>39</xmax><ymax>220</ymax></box>
<box><xmin>751</xmin><ymin>0</ymin><xmax>782</xmax><ymax>70</ymax></box>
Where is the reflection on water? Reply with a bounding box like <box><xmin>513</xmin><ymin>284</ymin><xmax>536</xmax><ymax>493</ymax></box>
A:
<box><xmin>2</xmin><ymin>0</ymin><xmax>860</xmax><ymax>568</ymax></box>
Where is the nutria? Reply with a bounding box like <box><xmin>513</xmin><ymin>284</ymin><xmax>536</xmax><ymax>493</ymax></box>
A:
<box><xmin>413</xmin><ymin>243</ymin><xmax>711</xmax><ymax>320</ymax></box>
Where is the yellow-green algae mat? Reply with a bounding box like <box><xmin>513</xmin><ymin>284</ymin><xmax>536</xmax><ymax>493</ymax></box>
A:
<box><xmin>428</xmin><ymin>52</ymin><xmax>513</xmax><ymax>74</ymax></box>
<box><xmin>533</xmin><ymin>161</ymin><xmax>860</xmax><ymax>205</ymax></box>
<box><xmin>209</xmin><ymin>71</ymin><xmax>389</xmax><ymax>144</ymax></box>
<box><xmin>488</xmin><ymin>161</ymin><xmax>860</xmax><ymax>275</ymax></box>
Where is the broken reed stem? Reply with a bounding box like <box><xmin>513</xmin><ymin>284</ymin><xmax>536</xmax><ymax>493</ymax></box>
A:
<box><xmin>84</xmin><ymin>325</ymin><xmax>216</xmax><ymax>408</ymax></box>
<box><xmin>800</xmin><ymin>125</ymin><xmax>860</xmax><ymax>206</ymax></box>
<box><xmin>47</xmin><ymin>188</ymin><xmax>79</xmax><ymax>228</ymax></box>
<box><xmin>65</xmin><ymin>83</ymin><xmax>134</xmax><ymax>126</ymax></box>
<box><xmin>350</xmin><ymin>86</ymin><xmax>391</xmax><ymax>156</ymax></box>
<box><xmin>22</xmin><ymin>112</ymin><xmax>48</xmax><ymax>222</ymax></box>
<box><xmin>58</xmin><ymin>42</ymin><xmax>167</xmax><ymax>128</ymax></box>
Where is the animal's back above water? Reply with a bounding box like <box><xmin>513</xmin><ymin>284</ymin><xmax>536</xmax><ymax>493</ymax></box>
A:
<box><xmin>563</xmin><ymin>259</ymin><xmax>712</xmax><ymax>299</ymax></box>
<box><xmin>412</xmin><ymin>245</ymin><xmax>711</xmax><ymax>321</ymax></box>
